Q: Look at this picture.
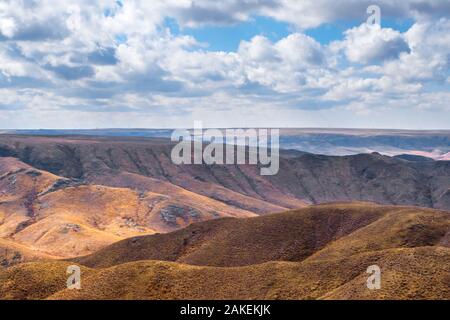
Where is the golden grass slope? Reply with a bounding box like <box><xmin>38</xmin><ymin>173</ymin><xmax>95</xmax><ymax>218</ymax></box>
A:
<box><xmin>75</xmin><ymin>202</ymin><xmax>449</xmax><ymax>268</ymax></box>
<box><xmin>0</xmin><ymin>238</ymin><xmax>59</xmax><ymax>267</ymax></box>
<box><xmin>0</xmin><ymin>246</ymin><xmax>448</xmax><ymax>300</ymax></box>
<box><xmin>0</xmin><ymin>261</ymin><xmax>92</xmax><ymax>300</ymax></box>
<box><xmin>0</xmin><ymin>203</ymin><xmax>448</xmax><ymax>300</ymax></box>
<box><xmin>53</xmin><ymin>247</ymin><xmax>450</xmax><ymax>300</ymax></box>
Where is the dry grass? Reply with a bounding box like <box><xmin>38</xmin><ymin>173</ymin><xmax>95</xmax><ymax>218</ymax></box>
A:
<box><xmin>1</xmin><ymin>246</ymin><xmax>448</xmax><ymax>300</ymax></box>
<box><xmin>75</xmin><ymin>203</ymin><xmax>449</xmax><ymax>268</ymax></box>
<box><xmin>0</xmin><ymin>202</ymin><xmax>448</xmax><ymax>300</ymax></box>
<box><xmin>0</xmin><ymin>261</ymin><xmax>92</xmax><ymax>300</ymax></box>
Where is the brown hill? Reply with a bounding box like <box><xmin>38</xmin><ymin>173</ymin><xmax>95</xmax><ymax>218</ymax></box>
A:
<box><xmin>75</xmin><ymin>203</ymin><xmax>449</xmax><ymax>269</ymax></box>
<box><xmin>0</xmin><ymin>261</ymin><xmax>93</xmax><ymax>300</ymax></box>
<box><xmin>0</xmin><ymin>135</ymin><xmax>449</xmax><ymax>300</ymax></box>
<box><xmin>1</xmin><ymin>135</ymin><xmax>448</xmax><ymax>211</ymax></box>
<box><xmin>0</xmin><ymin>203</ymin><xmax>448</xmax><ymax>300</ymax></box>
<box><xmin>0</xmin><ymin>157</ymin><xmax>257</xmax><ymax>259</ymax></box>
<box><xmin>1</xmin><ymin>134</ymin><xmax>449</xmax><ymax>261</ymax></box>
<box><xmin>0</xmin><ymin>238</ymin><xmax>58</xmax><ymax>267</ymax></box>
<box><xmin>50</xmin><ymin>247</ymin><xmax>450</xmax><ymax>300</ymax></box>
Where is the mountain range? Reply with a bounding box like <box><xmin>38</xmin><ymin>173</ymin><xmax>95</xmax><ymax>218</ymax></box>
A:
<box><xmin>4</xmin><ymin>128</ymin><xmax>449</xmax><ymax>160</ymax></box>
<box><xmin>0</xmin><ymin>134</ymin><xmax>449</xmax><ymax>300</ymax></box>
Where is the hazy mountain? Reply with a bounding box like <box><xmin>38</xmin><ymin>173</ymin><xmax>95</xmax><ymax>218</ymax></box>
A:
<box><xmin>0</xmin><ymin>135</ymin><xmax>449</xmax><ymax>212</ymax></box>
<box><xmin>5</xmin><ymin>128</ymin><xmax>450</xmax><ymax>160</ymax></box>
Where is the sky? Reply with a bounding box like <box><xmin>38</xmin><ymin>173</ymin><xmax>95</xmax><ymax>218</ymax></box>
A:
<box><xmin>0</xmin><ymin>0</ymin><xmax>449</xmax><ymax>129</ymax></box>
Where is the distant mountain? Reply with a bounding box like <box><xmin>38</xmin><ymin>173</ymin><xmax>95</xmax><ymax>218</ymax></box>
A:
<box><xmin>394</xmin><ymin>154</ymin><xmax>435</xmax><ymax>162</ymax></box>
<box><xmin>5</xmin><ymin>128</ymin><xmax>450</xmax><ymax>160</ymax></box>
<box><xmin>279</xmin><ymin>128</ymin><xmax>450</xmax><ymax>160</ymax></box>
<box><xmin>0</xmin><ymin>135</ymin><xmax>448</xmax><ymax>211</ymax></box>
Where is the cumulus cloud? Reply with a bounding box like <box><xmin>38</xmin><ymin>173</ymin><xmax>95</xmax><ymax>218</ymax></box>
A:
<box><xmin>337</xmin><ymin>24</ymin><xmax>410</xmax><ymax>64</ymax></box>
<box><xmin>260</xmin><ymin>0</ymin><xmax>450</xmax><ymax>29</ymax></box>
<box><xmin>384</xmin><ymin>19</ymin><xmax>450</xmax><ymax>82</ymax></box>
<box><xmin>0</xmin><ymin>17</ymin><xmax>17</xmax><ymax>38</ymax></box>
<box><xmin>237</xmin><ymin>33</ymin><xmax>327</xmax><ymax>92</ymax></box>
<box><xmin>0</xmin><ymin>0</ymin><xmax>449</xmax><ymax>129</ymax></box>
<box><xmin>166</xmin><ymin>0</ymin><xmax>277</xmax><ymax>27</ymax></box>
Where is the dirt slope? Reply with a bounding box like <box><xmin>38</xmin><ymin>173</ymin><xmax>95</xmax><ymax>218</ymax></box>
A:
<box><xmin>75</xmin><ymin>203</ymin><xmax>449</xmax><ymax>268</ymax></box>
<box><xmin>0</xmin><ymin>157</ymin><xmax>256</xmax><ymax>259</ymax></box>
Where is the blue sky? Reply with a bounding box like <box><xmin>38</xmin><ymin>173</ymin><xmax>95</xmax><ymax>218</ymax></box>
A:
<box><xmin>170</xmin><ymin>16</ymin><xmax>416</xmax><ymax>52</ymax></box>
<box><xmin>168</xmin><ymin>16</ymin><xmax>291</xmax><ymax>52</ymax></box>
<box><xmin>0</xmin><ymin>0</ymin><xmax>449</xmax><ymax>129</ymax></box>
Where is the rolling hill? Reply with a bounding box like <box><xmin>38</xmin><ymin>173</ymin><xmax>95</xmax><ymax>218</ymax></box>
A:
<box><xmin>0</xmin><ymin>203</ymin><xmax>448</xmax><ymax>300</ymax></box>
<box><xmin>74</xmin><ymin>203</ymin><xmax>450</xmax><ymax>268</ymax></box>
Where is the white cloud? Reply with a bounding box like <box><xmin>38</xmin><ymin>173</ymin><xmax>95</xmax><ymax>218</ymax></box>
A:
<box><xmin>236</xmin><ymin>33</ymin><xmax>327</xmax><ymax>92</ymax></box>
<box><xmin>276</xmin><ymin>33</ymin><xmax>324</xmax><ymax>66</ymax></box>
<box><xmin>260</xmin><ymin>0</ymin><xmax>450</xmax><ymax>29</ymax></box>
<box><xmin>368</xmin><ymin>18</ymin><xmax>450</xmax><ymax>90</ymax></box>
<box><xmin>0</xmin><ymin>17</ymin><xmax>16</xmax><ymax>38</ymax></box>
<box><xmin>337</xmin><ymin>24</ymin><xmax>410</xmax><ymax>64</ymax></box>
<box><xmin>0</xmin><ymin>0</ymin><xmax>449</xmax><ymax>129</ymax></box>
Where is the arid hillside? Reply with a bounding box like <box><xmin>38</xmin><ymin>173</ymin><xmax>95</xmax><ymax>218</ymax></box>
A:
<box><xmin>0</xmin><ymin>156</ymin><xmax>256</xmax><ymax>261</ymax></box>
<box><xmin>0</xmin><ymin>135</ymin><xmax>449</xmax><ymax>211</ymax></box>
<box><xmin>0</xmin><ymin>134</ymin><xmax>449</xmax><ymax>262</ymax></box>
<box><xmin>74</xmin><ymin>203</ymin><xmax>450</xmax><ymax>268</ymax></box>
<box><xmin>0</xmin><ymin>203</ymin><xmax>448</xmax><ymax>300</ymax></box>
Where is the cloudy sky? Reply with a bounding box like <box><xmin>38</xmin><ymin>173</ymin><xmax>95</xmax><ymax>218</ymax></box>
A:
<box><xmin>0</xmin><ymin>0</ymin><xmax>449</xmax><ymax>129</ymax></box>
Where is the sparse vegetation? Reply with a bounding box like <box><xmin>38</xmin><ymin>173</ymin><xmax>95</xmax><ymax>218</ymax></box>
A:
<box><xmin>0</xmin><ymin>202</ymin><xmax>448</xmax><ymax>300</ymax></box>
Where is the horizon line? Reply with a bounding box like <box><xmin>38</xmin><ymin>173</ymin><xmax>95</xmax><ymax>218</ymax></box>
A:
<box><xmin>2</xmin><ymin>127</ymin><xmax>450</xmax><ymax>132</ymax></box>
